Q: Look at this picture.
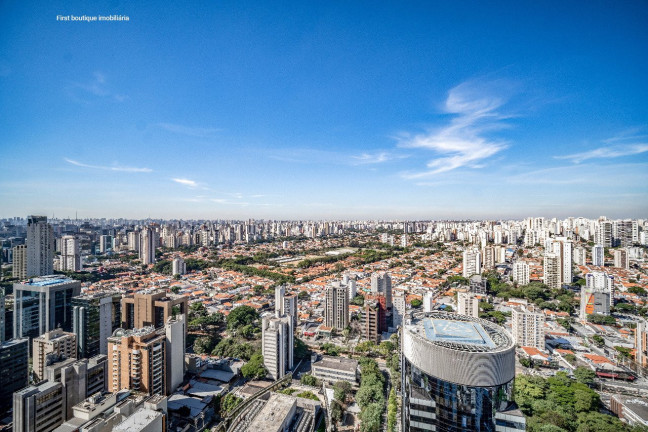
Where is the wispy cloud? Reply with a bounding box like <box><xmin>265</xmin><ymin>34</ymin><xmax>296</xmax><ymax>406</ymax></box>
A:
<box><xmin>399</xmin><ymin>79</ymin><xmax>514</xmax><ymax>179</ymax></box>
<box><xmin>157</xmin><ymin>123</ymin><xmax>221</xmax><ymax>138</ymax></box>
<box><xmin>351</xmin><ymin>151</ymin><xmax>409</xmax><ymax>165</ymax></box>
<box><xmin>67</xmin><ymin>72</ymin><xmax>127</xmax><ymax>103</ymax></box>
<box><xmin>555</xmin><ymin>140</ymin><xmax>648</xmax><ymax>163</ymax></box>
<box><xmin>64</xmin><ymin>158</ymin><xmax>152</xmax><ymax>173</ymax></box>
<box><xmin>171</xmin><ymin>178</ymin><xmax>198</xmax><ymax>187</ymax></box>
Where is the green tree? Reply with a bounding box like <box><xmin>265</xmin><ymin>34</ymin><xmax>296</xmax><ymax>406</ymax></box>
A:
<box><xmin>573</xmin><ymin>367</ymin><xmax>596</xmax><ymax>386</ymax></box>
<box><xmin>410</xmin><ymin>298</ymin><xmax>422</xmax><ymax>308</ymax></box>
<box><xmin>300</xmin><ymin>374</ymin><xmax>319</xmax><ymax>386</ymax></box>
<box><xmin>241</xmin><ymin>353</ymin><xmax>266</xmax><ymax>379</ymax></box>
<box><xmin>220</xmin><ymin>393</ymin><xmax>242</xmax><ymax>415</ymax></box>
<box><xmin>227</xmin><ymin>305</ymin><xmax>259</xmax><ymax>330</ymax></box>
<box><xmin>193</xmin><ymin>336</ymin><xmax>217</xmax><ymax>354</ymax></box>
<box><xmin>360</xmin><ymin>402</ymin><xmax>383</xmax><ymax>432</ymax></box>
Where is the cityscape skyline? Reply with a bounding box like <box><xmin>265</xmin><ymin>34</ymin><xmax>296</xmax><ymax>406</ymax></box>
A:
<box><xmin>1</xmin><ymin>1</ymin><xmax>647</xmax><ymax>219</ymax></box>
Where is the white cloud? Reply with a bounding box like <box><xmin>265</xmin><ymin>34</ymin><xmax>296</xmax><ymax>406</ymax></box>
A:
<box><xmin>351</xmin><ymin>152</ymin><xmax>409</xmax><ymax>165</ymax></box>
<box><xmin>68</xmin><ymin>72</ymin><xmax>126</xmax><ymax>103</ymax></box>
<box><xmin>157</xmin><ymin>123</ymin><xmax>221</xmax><ymax>138</ymax></box>
<box><xmin>399</xmin><ymin>79</ymin><xmax>512</xmax><ymax>179</ymax></box>
<box><xmin>555</xmin><ymin>143</ymin><xmax>648</xmax><ymax>163</ymax></box>
<box><xmin>171</xmin><ymin>178</ymin><xmax>198</xmax><ymax>187</ymax></box>
<box><xmin>64</xmin><ymin>158</ymin><xmax>152</xmax><ymax>173</ymax></box>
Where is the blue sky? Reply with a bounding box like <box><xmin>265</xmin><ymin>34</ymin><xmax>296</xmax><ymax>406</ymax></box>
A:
<box><xmin>1</xmin><ymin>1</ymin><xmax>647</xmax><ymax>220</ymax></box>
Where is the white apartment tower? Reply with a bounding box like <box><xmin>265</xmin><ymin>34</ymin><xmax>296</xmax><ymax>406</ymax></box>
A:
<box><xmin>139</xmin><ymin>227</ymin><xmax>156</xmax><ymax>265</ymax></box>
<box><xmin>573</xmin><ymin>246</ymin><xmax>586</xmax><ymax>266</ymax></box>
<box><xmin>261</xmin><ymin>315</ymin><xmax>293</xmax><ymax>380</ymax></box>
<box><xmin>550</xmin><ymin>238</ymin><xmax>572</xmax><ymax>285</ymax></box>
<box><xmin>457</xmin><ymin>292</ymin><xmax>480</xmax><ymax>318</ymax></box>
<box><xmin>60</xmin><ymin>235</ymin><xmax>82</xmax><ymax>271</ymax></box>
<box><xmin>26</xmin><ymin>215</ymin><xmax>54</xmax><ymax>277</ymax></box>
<box><xmin>462</xmin><ymin>248</ymin><xmax>482</xmax><ymax>278</ymax></box>
<box><xmin>172</xmin><ymin>257</ymin><xmax>186</xmax><ymax>275</ymax></box>
<box><xmin>512</xmin><ymin>261</ymin><xmax>530</xmax><ymax>286</ymax></box>
<box><xmin>595</xmin><ymin>221</ymin><xmax>613</xmax><ymax>248</ymax></box>
<box><xmin>511</xmin><ymin>306</ymin><xmax>545</xmax><ymax>351</ymax></box>
<box><xmin>543</xmin><ymin>253</ymin><xmax>561</xmax><ymax>289</ymax></box>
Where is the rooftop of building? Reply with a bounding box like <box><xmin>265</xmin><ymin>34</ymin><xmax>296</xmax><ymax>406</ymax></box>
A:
<box><xmin>34</xmin><ymin>329</ymin><xmax>75</xmax><ymax>342</ymax></box>
<box><xmin>406</xmin><ymin>311</ymin><xmax>513</xmax><ymax>353</ymax></box>
<box><xmin>17</xmin><ymin>275</ymin><xmax>77</xmax><ymax>288</ymax></box>
<box><xmin>112</xmin><ymin>408</ymin><xmax>164</xmax><ymax>431</ymax></box>
<box><xmin>247</xmin><ymin>393</ymin><xmax>296</xmax><ymax>431</ymax></box>
<box><xmin>313</xmin><ymin>355</ymin><xmax>358</xmax><ymax>373</ymax></box>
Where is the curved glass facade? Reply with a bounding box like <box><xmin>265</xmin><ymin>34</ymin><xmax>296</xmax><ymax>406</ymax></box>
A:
<box><xmin>402</xmin><ymin>356</ymin><xmax>513</xmax><ymax>432</ymax></box>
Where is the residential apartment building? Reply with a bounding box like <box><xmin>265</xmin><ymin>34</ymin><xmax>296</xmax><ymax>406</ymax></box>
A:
<box><xmin>543</xmin><ymin>253</ymin><xmax>561</xmax><ymax>289</ymax></box>
<box><xmin>457</xmin><ymin>292</ymin><xmax>479</xmax><ymax>318</ymax></box>
<box><xmin>614</xmin><ymin>248</ymin><xmax>629</xmax><ymax>270</ymax></box>
<box><xmin>324</xmin><ymin>283</ymin><xmax>348</xmax><ymax>330</ymax></box>
<box><xmin>12</xmin><ymin>244</ymin><xmax>27</xmax><ymax>280</ymax></box>
<box><xmin>107</xmin><ymin>327</ymin><xmax>167</xmax><ymax>396</ymax></box>
<box><xmin>59</xmin><ymin>235</ymin><xmax>82</xmax><ymax>272</ymax></box>
<box><xmin>512</xmin><ymin>261</ymin><xmax>530</xmax><ymax>286</ymax></box>
<box><xmin>32</xmin><ymin>329</ymin><xmax>77</xmax><ymax>382</ymax></box>
<box><xmin>592</xmin><ymin>244</ymin><xmax>605</xmax><ymax>266</ymax></box>
<box><xmin>511</xmin><ymin>305</ymin><xmax>545</xmax><ymax>351</ymax></box>
<box><xmin>26</xmin><ymin>215</ymin><xmax>54</xmax><ymax>278</ymax></box>
<box><xmin>462</xmin><ymin>248</ymin><xmax>481</xmax><ymax>278</ymax></box>
<box><xmin>261</xmin><ymin>314</ymin><xmax>293</xmax><ymax>380</ymax></box>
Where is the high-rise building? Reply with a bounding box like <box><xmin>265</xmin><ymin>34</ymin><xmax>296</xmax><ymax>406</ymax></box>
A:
<box><xmin>13</xmin><ymin>381</ymin><xmax>65</xmax><ymax>432</ymax></box>
<box><xmin>275</xmin><ymin>285</ymin><xmax>298</xmax><ymax>327</ymax></box>
<box><xmin>636</xmin><ymin>319</ymin><xmax>648</xmax><ymax>369</ymax></box>
<box><xmin>371</xmin><ymin>272</ymin><xmax>392</xmax><ymax>310</ymax></box>
<box><xmin>512</xmin><ymin>261</ymin><xmax>530</xmax><ymax>286</ymax></box>
<box><xmin>573</xmin><ymin>246</ymin><xmax>586</xmax><ymax>266</ymax></box>
<box><xmin>592</xmin><ymin>244</ymin><xmax>605</xmax><ymax>266</ymax></box>
<box><xmin>172</xmin><ymin>257</ymin><xmax>186</xmax><ymax>276</ymax></box>
<box><xmin>99</xmin><ymin>235</ymin><xmax>113</xmax><ymax>253</ymax></box>
<box><xmin>43</xmin><ymin>354</ymin><xmax>108</xmax><ymax>419</ymax></box>
<box><xmin>121</xmin><ymin>290</ymin><xmax>187</xmax><ymax>331</ymax></box>
<box><xmin>0</xmin><ymin>291</ymin><xmax>4</xmax><ymax>344</ymax></box>
<box><xmin>457</xmin><ymin>292</ymin><xmax>479</xmax><ymax>318</ymax></box>
<box><xmin>402</xmin><ymin>312</ymin><xmax>523</xmax><ymax>431</ymax></box>
<box><xmin>551</xmin><ymin>238</ymin><xmax>572</xmax><ymax>284</ymax></box>
<box><xmin>32</xmin><ymin>329</ymin><xmax>77</xmax><ymax>382</ymax></box>
<box><xmin>59</xmin><ymin>235</ymin><xmax>82</xmax><ymax>272</ymax></box>
<box><xmin>511</xmin><ymin>305</ymin><xmax>545</xmax><ymax>351</ymax></box>
<box><xmin>543</xmin><ymin>253</ymin><xmax>561</xmax><ymax>289</ymax></box>
<box><xmin>580</xmin><ymin>272</ymin><xmax>614</xmax><ymax>320</ymax></box>
<box><xmin>261</xmin><ymin>314</ymin><xmax>293</xmax><ymax>380</ymax></box>
<box><xmin>423</xmin><ymin>291</ymin><xmax>434</xmax><ymax>312</ymax></box>
<box><xmin>595</xmin><ymin>221</ymin><xmax>613</xmax><ymax>248</ymax></box>
<box><xmin>392</xmin><ymin>292</ymin><xmax>406</xmax><ymax>329</ymax></box>
<box><xmin>325</xmin><ymin>283</ymin><xmax>348</xmax><ymax>330</ymax></box>
<box><xmin>13</xmin><ymin>276</ymin><xmax>82</xmax><ymax>341</ymax></box>
<box><xmin>26</xmin><ymin>215</ymin><xmax>54</xmax><ymax>277</ymax></box>
<box><xmin>127</xmin><ymin>231</ymin><xmax>140</xmax><ymax>252</ymax></box>
<box><xmin>462</xmin><ymin>248</ymin><xmax>481</xmax><ymax>278</ymax></box>
<box><xmin>482</xmin><ymin>246</ymin><xmax>495</xmax><ymax>270</ymax></box>
<box><xmin>614</xmin><ymin>249</ymin><xmax>629</xmax><ymax>270</ymax></box>
<box><xmin>12</xmin><ymin>244</ymin><xmax>27</xmax><ymax>280</ymax></box>
<box><xmin>0</xmin><ymin>338</ymin><xmax>29</xmax><ymax>417</ymax></box>
<box><xmin>139</xmin><ymin>227</ymin><xmax>156</xmax><ymax>265</ymax></box>
<box><xmin>72</xmin><ymin>292</ymin><xmax>122</xmax><ymax>358</ymax></box>
<box><xmin>107</xmin><ymin>327</ymin><xmax>167</xmax><ymax>396</ymax></box>
<box><xmin>342</xmin><ymin>273</ymin><xmax>357</xmax><ymax>300</ymax></box>
<box><xmin>363</xmin><ymin>294</ymin><xmax>387</xmax><ymax>343</ymax></box>
<box><xmin>165</xmin><ymin>315</ymin><xmax>186</xmax><ymax>393</ymax></box>
<box><xmin>615</xmin><ymin>220</ymin><xmax>635</xmax><ymax>247</ymax></box>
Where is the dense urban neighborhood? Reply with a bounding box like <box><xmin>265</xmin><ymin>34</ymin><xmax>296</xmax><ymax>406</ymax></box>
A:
<box><xmin>1</xmin><ymin>216</ymin><xmax>648</xmax><ymax>432</ymax></box>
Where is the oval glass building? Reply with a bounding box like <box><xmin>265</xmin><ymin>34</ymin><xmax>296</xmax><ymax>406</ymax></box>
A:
<box><xmin>402</xmin><ymin>311</ymin><xmax>524</xmax><ymax>432</ymax></box>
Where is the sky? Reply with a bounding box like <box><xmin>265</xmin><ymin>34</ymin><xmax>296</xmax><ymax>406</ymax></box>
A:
<box><xmin>1</xmin><ymin>0</ymin><xmax>647</xmax><ymax>220</ymax></box>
